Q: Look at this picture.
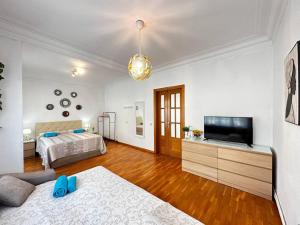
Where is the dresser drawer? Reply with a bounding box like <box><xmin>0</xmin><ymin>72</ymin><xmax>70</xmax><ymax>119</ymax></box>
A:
<box><xmin>182</xmin><ymin>151</ymin><xmax>217</xmax><ymax>168</ymax></box>
<box><xmin>218</xmin><ymin>159</ymin><xmax>272</xmax><ymax>183</ymax></box>
<box><xmin>182</xmin><ymin>160</ymin><xmax>217</xmax><ymax>181</ymax></box>
<box><xmin>218</xmin><ymin>148</ymin><xmax>272</xmax><ymax>169</ymax></box>
<box><xmin>24</xmin><ymin>142</ymin><xmax>35</xmax><ymax>150</ymax></box>
<box><xmin>182</xmin><ymin>141</ymin><xmax>217</xmax><ymax>157</ymax></box>
<box><xmin>218</xmin><ymin>170</ymin><xmax>272</xmax><ymax>198</ymax></box>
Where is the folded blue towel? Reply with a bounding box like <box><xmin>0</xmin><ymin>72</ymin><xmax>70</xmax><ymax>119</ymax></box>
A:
<box><xmin>67</xmin><ymin>176</ymin><xmax>77</xmax><ymax>193</ymax></box>
<box><xmin>73</xmin><ymin>128</ymin><xmax>85</xmax><ymax>133</ymax></box>
<box><xmin>53</xmin><ymin>175</ymin><xmax>68</xmax><ymax>198</ymax></box>
<box><xmin>44</xmin><ymin>132</ymin><xmax>59</xmax><ymax>137</ymax></box>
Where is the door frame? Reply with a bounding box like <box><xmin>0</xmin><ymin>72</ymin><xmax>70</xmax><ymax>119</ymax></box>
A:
<box><xmin>153</xmin><ymin>84</ymin><xmax>185</xmax><ymax>154</ymax></box>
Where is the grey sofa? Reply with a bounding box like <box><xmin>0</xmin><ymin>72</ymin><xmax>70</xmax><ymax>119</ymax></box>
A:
<box><xmin>0</xmin><ymin>169</ymin><xmax>56</xmax><ymax>186</ymax></box>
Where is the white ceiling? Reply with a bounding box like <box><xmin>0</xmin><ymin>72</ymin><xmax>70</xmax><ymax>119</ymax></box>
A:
<box><xmin>0</xmin><ymin>0</ymin><xmax>282</xmax><ymax>69</ymax></box>
<box><xmin>22</xmin><ymin>43</ymin><xmax>125</xmax><ymax>86</ymax></box>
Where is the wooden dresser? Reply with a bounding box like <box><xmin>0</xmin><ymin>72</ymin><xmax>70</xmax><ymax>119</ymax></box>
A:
<box><xmin>182</xmin><ymin>138</ymin><xmax>273</xmax><ymax>200</ymax></box>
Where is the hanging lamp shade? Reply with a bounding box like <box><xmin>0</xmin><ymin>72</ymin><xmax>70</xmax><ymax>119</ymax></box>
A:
<box><xmin>128</xmin><ymin>54</ymin><xmax>152</xmax><ymax>80</ymax></box>
<box><xmin>128</xmin><ymin>20</ymin><xmax>152</xmax><ymax>80</ymax></box>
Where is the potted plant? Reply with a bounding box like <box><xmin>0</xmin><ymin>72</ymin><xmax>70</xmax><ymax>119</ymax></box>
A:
<box><xmin>183</xmin><ymin>126</ymin><xmax>190</xmax><ymax>138</ymax></box>
<box><xmin>192</xmin><ymin>129</ymin><xmax>203</xmax><ymax>138</ymax></box>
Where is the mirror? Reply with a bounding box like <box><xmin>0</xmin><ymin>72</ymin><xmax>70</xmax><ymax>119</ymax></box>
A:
<box><xmin>135</xmin><ymin>102</ymin><xmax>145</xmax><ymax>137</ymax></box>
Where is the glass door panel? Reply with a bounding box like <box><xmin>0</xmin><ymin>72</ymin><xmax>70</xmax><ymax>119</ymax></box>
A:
<box><xmin>161</xmin><ymin>123</ymin><xmax>165</xmax><ymax>136</ymax></box>
<box><xmin>169</xmin><ymin>91</ymin><xmax>181</xmax><ymax>139</ymax></box>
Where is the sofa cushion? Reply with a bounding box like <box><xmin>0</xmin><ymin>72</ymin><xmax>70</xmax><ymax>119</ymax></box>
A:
<box><xmin>0</xmin><ymin>175</ymin><xmax>35</xmax><ymax>207</ymax></box>
<box><xmin>0</xmin><ymin>169</ymin><xmax>56</xmax><ymax>186</ymax></box>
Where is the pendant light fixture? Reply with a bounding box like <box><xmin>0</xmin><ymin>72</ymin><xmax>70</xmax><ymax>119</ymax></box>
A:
<box><xmin>128</xmin><ymin>20</ymin><xmax>152</xmax><ymax>80</ymax></box>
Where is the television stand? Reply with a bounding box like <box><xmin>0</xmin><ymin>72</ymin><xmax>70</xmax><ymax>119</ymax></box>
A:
<box><xmin>182</xmin><ymin>137</ymin><xmax>272</xmax><ymax>200</ymax></box>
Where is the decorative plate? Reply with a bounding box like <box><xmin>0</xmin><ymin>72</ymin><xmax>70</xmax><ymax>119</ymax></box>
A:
<box><xmin>71</xmin><ymin>92</ymin><xmax>77</xmax><ymax>98</ymax></box>
<box><xmin>76</xmin><ymin>105</ymin><xmax>82</xmax><ymax>110</ymax></box>
<box><xmin>62</xmin><ymin>111</ymin><xmax>70</xmax><ymax>117</ymax></box>
<box><xmin>54</xmin><ymin>89</ymin><xmax>62</xmax><ymax>96</ymax></box>
<box><xmin>46</xmin><ymin>104</ymin><xmax>54</xmax><ymax>110</ymax></box>
<box><xmin>60</xmin><ymin>98</ymin><xmax>71</xmax><ymax>108</ymax></box>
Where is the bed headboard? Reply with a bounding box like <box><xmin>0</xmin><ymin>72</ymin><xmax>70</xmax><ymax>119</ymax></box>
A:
<box><xmin>35</xmin><ymin>120</ymin><xmax>82</xmax><ymax>137</ymax></box>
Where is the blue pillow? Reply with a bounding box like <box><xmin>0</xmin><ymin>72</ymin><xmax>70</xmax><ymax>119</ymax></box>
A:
<box><xmin>73</xmin><ymin>128</ymin><xmax>85</xmax><ymax>133</ymax></box>
<box><xmin>43</xmin><ymin>132</ymin><xmax>59</xmax><ymax>137</ymax></box>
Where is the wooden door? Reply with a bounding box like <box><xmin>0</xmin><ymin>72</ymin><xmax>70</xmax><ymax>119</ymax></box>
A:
<box><xmin>155</xmin><ymin>85</ymin><xmax>184</xmax><ymax>158</ymax></box>
<box><xmin>168</xmin><ymin>88</ymin><xmax>183</xmax><ymax>157</ymax></box>
<box><xmin>157</xmin><ymin>90</ymin><xmax>169</xmax><ymax>155</ymax></box>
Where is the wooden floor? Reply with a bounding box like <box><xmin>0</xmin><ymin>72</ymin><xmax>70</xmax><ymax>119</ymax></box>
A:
<box><xmin>25</xmin><ymin>142</ymin><xmax>282</xmax><ymax>225</ymax></box>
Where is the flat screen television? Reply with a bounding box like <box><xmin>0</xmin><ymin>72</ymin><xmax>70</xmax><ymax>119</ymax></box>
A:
<box><xmin>204</xmin><ymin>116</ymin><xmax>253</xmax><ymax>146</ymax></box>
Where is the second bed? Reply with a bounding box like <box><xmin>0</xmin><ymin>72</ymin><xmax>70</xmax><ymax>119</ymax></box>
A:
<box><xmin>35</xmin><ymin>120</ymin><xmax>106</xmax><ymax>169</ymax></box>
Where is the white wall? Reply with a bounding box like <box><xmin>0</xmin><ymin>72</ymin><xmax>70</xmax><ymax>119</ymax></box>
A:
<box><xmin>272</xmin><ymin>0</ymin><xmax>300</xmax><ymax>224</ymax></box>
<box><xmin>105</xmin><ymin>42</ymin><xmax>273</xmax><ymax>151</ymax></box>
<box><xmin>0</xmin><ymin>36</ymin><xmax>23</xmax><ymax>173</ymax></box>
<box><xmin>23</xmin><ymin>77</ymin><xmax>105</xmax><ymax>133</ymax></box>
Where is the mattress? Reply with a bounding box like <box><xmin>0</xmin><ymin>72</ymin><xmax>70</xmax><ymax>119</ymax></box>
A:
<box><xmin>0</xmin><ymin>166</ymin><xmax>203</xmax><ymax>225</ymax></box>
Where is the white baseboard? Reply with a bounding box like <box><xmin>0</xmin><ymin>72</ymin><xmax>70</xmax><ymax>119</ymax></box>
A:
<box><xmin>274</xmin><ymin>190</ymin><xmax>286</xmax><ymax>225</ymax></box>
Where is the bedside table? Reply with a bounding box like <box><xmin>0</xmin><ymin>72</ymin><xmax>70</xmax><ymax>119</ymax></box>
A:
<box><xmin>24</xmin><ymin>139</ymin><xmax>36</xmax><ymax>158</ymax></box>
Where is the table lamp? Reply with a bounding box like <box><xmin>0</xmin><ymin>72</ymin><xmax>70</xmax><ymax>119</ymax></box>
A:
<box><xmin>23</xmin><ymin>128</ymin><xmax>32</xmax><ymax>141</ymax></box>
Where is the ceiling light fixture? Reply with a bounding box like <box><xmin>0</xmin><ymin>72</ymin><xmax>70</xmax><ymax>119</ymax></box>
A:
<box><xmin>71</xmin><ymin>69</ymin><xmax>78</xmax><ymax>77</ymax></box>
<box><xmin>72</xmin><ymin>68</ymin><xmax>85</xmax><ymax>78</ymax></box>
<box><xmin>128</xmin><ymin>20</ymin><xmax>152</xmax><ymax>81</ymax></box>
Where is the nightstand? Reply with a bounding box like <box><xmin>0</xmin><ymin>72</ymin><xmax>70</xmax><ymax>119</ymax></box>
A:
<box><xmin>24</xmin><ymin>139</ymin><xmax>36</xmax><ymax>158</ymax></box>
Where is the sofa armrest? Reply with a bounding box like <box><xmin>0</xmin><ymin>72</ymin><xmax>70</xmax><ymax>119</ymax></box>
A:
<box><xmin>0</xmin><ymin>169</ymin><xmax>56</xmax><ymax>186</ymax></box>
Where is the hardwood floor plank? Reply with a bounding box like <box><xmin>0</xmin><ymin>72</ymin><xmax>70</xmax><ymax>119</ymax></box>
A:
<box><xmin>24</xmin><ymin>142</ymin><xmax>282</xmax><ymax>225</ymax></box>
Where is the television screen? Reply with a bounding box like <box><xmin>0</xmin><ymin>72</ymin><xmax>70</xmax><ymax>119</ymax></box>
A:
<box><xmin>204</xmin><ymin>116</ymin><xmax>253</xmax><ymax>145</ymax></box>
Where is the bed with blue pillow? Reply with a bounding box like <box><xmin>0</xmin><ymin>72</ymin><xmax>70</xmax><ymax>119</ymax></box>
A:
<box><xmin>35</xmin><ymin>120</ymin><xmax>106</xmax><ymax>169</ymax></box>
<box><xmin>0</xmin><ymin>166</ymin><xmax>203</xmax><ymax>225</ymax></box>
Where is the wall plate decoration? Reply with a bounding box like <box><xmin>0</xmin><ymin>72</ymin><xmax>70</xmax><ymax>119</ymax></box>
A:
<box><xmin>60</xmin><ymin>98</ymin><xmax>71</xmax><ymax>108</ymax></box>
<box><xmin>46</xmin><ymin>104</ymin><xmax>54</xmax><ymax>110</ymax></box>
<box><xmin>71</xmin><ymin>92</ymin><xmax>77</xmax><ymax>98</ymax></box>
<box><xmin>0</xmin><ymin>62</ymin><xmax>5</xmax><ymax>111</ymax></box>
<box><xmin>76</xmin><ymin>105</ymin><xmax>82</xmax><ymax>110</ymax></box>
<box><xmin>285</xmin><ymin>41</ymin><xmax>300</xmax><ymax>125</ymax></box>
<box><xmin>0</xmin><ymin>62</ymin><xmax>4</xmax><ymax>80</ymax></box>
<box><xmin>62</xmin><ymin>111</ymin><xmax>70</xmax><ymax>117</ymax></box>
<box><xmin>54</xmin><ymin>89</ymin><xmax>62</xmax><ymax>96</ymax></box>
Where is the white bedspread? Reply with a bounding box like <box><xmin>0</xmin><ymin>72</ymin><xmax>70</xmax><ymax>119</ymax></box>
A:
<box><xmin>0</xmin><ymin>166</ymin><xmax>203</xmax><ymax>225</ymax></box>
<box><xmin>37</xmin><ymin>132</ymin><xmax>106</xmax><ymax>168</ymax></box>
